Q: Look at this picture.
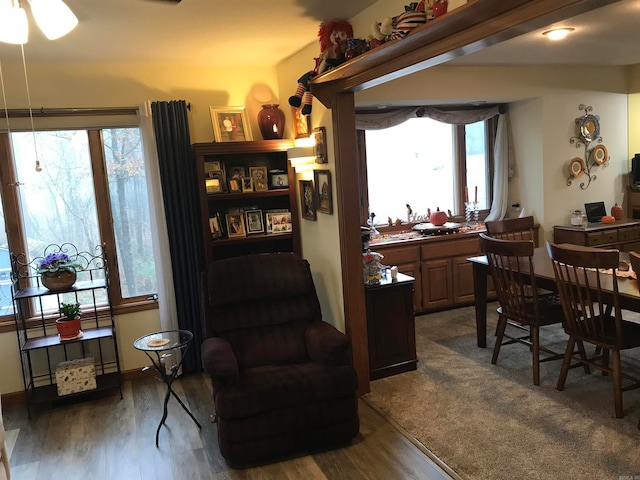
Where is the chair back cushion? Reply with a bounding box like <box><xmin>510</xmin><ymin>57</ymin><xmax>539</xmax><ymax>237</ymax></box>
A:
<box><xmin>203</xmin><ymin>253</ymin><xmax>322</xmax><ymax>368</ymax></box>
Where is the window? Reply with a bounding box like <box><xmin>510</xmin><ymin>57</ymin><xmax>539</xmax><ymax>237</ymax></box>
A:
<box><xmin>0</xmin><ymin>115</ymin><xmax>157</xmax><ymax>321</ymax></box>
<box><xmin>362</xmin><ymin>116</ymin><xmax>493</xmax><ymax>225</ymax></box>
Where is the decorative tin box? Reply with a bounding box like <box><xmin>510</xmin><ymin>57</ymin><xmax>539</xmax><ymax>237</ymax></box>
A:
<box><xmin>55</xmin><ymin>357</ymin><xmax>96</xmax><ymax>396</ymax></box>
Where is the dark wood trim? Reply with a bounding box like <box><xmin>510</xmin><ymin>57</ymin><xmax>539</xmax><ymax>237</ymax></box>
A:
<box><xmin>332</xmin><ymin>93</ymin><xmax>370</xmax><ymax>396</ymax></box>
<box><xmin>311</xmin><ymin>0</ymin><xmax>620</xmax><ymax>104</ymax></box>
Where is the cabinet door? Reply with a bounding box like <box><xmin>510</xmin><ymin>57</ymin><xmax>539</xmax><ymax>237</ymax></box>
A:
<box><xmin>396</xmin><ymin>262</ymin><xmax>421</xmax><ymax>312</ymax></box>
<box><xmin>421</xmin><ymin>258</ymin><xmax>452</xmax><ymax>310</ymax></box>
<box><xmin>452</xmin><ymin>255</ymin><xmax>477</xmax><ymax>305</ymax></box>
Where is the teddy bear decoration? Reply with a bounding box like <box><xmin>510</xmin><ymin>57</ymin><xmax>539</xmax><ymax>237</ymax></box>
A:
<box><xmin>288</xmin><ymin>20</ymin><xmax>354</xmax><ymax>116</ymax></box>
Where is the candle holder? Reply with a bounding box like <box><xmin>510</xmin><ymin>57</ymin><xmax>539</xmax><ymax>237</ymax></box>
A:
<box><xmin>465</xmin><ymin>202</ymin><xmax>479</xmax><ymax>226</ymax></box>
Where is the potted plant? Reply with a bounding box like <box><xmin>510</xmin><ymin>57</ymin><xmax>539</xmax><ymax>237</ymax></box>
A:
<box><xmin>37</xmin><ymin>252</ymin><xmax>80</xmax><ymax>291</ymax></box>
<box><xmin>56</xmin><ymin>302</ymin><xmax>82</xmax><ymax>340</ymax></box>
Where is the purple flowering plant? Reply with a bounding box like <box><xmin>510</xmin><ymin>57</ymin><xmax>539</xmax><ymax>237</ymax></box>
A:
<box><xmin>37</xmin><ymin>252</ymin><xmax>80</xmax><ymax>275</ymax></box>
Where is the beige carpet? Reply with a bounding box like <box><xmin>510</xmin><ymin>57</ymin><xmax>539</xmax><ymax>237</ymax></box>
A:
<box><xmin>365</xmin><ymin>304</ymin><xmax>640</xmax><ymax>480</ymax></box>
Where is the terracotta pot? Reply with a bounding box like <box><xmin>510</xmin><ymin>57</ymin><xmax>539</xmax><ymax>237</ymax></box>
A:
<box><xmin>56</xmin><ymin>317</ymin><xmax>82</xmax><ymax>340</ymax></box>
<box><xmin>257</xmin><ymin>104</ymin><xmax>285</xmax><ymax>140</ymax></box>
<box><xmin>41</xmin><ymin>270</ymin><xmax>77</xmax><ymax>291</ymax></box>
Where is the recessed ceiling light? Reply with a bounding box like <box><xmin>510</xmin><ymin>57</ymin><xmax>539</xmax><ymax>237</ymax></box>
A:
<box><xmin>542</xmin><ymin>27</ymin><xmax>575</xmax><ymax>41</ymax></box>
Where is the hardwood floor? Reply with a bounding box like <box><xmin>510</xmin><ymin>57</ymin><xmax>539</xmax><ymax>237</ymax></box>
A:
<box><xmin>2</xmin><ymin>374</ymin><xmax>458</xmax><ymax>480</ymax></box>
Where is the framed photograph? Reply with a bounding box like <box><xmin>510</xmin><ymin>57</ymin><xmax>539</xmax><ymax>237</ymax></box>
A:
<box><xmin>205</xmin><ymin>178</ymin><xmax>222</xmax><ymax>194</ymax></box>
<box><xmin>210</xmin><ymin>106</ymin><xmax>253</xmax><ymax>142</ymax></box>
<box><xmin>204</xmin><ymin>161</ymin><xmax>223</xmax><ymax>178</ymax></box>
<box><xmin>269</xmin><ymin>170</ymin><xmax>289</xmax><ymax>189</ymax></box>
<box><xmin>242</xmin><ymin>176</ymin><xmax>254</xmax><ymax>192</ymax></box>
<box><xmin>299</xmin><ymin>179</ymin><xmax>316</xmax><ymax>221</ymax></box>
<box><xmin>266</xmin><ymin>211</ymin><xmax>292</xmax><ymax>234</ymax></box>
<box><xmin>228</xmin><ymin>177</ymin><xmax>242</xmax><ymax>193</ymax></box>
<box><xmin>245</xmin><ymin>209</ymin><xmax>264</xmax><ymax>234</ymax></box>
<box><xmin>313</xmin><ymin>126</ymin><xmax>328</xmax><ymax>164</ymax></box>
<box><xmin>209</xmin><ymin>216</ymin><xmax>222</xmax><ymax>238</ymax></box>
<box><xmin>228</xmin><ymin>165</ymin><xmax>246</xmax><ymax>179</ymax></box>
<box><xmin>225</xmin><ymin>212</ymin><xmax>246</xmax><ymax>238</ymax></box>
<box><xmin>292</xmin><ymin>107</ymin><xmax>311</xmax><ymax>139</ymax></box>
<box><xmin>249</xmin><ymin>166</ymin><xmax>268</xmax><ymax>191</ymax></box>
<box><xmin>314</xmin><ymin>169</ymin><xmax>333</xmax><ymax>214</ymax></box>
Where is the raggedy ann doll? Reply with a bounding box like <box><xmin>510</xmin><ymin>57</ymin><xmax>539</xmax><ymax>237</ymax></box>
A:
<box><xmin>288</xmin><ymin>20</ymin><xmax>353</xmax><ymax>115</ymax></box>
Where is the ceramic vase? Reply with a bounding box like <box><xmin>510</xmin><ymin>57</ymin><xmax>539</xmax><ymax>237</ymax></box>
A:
<box><xmin>257</xmin><ymin>104</ymin><xmax>285</xmax><ymax>140</ymax></box>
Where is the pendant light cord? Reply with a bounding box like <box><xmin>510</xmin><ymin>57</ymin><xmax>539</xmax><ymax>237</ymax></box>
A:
<box><xmin>20</xmin><ymin>43</ymin><xmax>41</xmax><ymax>171</ymax></box>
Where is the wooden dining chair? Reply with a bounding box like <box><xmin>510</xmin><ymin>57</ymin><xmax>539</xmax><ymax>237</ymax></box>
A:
<box><xmin>547</xmin><ymin>241</ymin><xmax>640</xmax><ymax>418</ymax></box>
<box><xmin>480</xmin><ymin>233</ymin><xmax>565</xmax><ymax>386</ymax></box>
<box><xmin>629</xmin><ymin>251</ymin><xmax>640</xmax><ymax>280</ymax></box>
<box><xmin>485</xmin><ymin>216</ymin><xmax>536</xmax><ymax>245</ymax></box>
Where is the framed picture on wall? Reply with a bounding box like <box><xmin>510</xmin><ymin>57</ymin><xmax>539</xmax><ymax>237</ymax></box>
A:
<box><xmin>314</xmin><ymin>169</ymin><xmax>333</xmax><ymax>214</ymax></box>
<box><xmin>210</xmin><ymin>106</ymin><xmax>253</xmax><ymax>142</ymax></box>
<box><xmin>292</xmin><ymin>107</ymin><xmax>311</xmax><ymax>139</ymax></box>
<box><xmin>299</xmin><ymin>179</ymin><xmax>316</xmax><ymax>221</ymax></box>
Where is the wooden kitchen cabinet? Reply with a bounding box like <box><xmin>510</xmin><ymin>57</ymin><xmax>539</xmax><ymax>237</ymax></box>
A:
<box><xmin>421</xmin><ymin>258</ymin><xmax>452</xmax><ymax>310</ymax></box>
<box><xmin>372</xmin><ymin>244</ymin><xmax>421</xmax><ymax>311</ymax></box>
<box><xmin>365</xmin><ymin>273</ymin><xmax>417</xmax><ymax>380</ymax></box>
<box><xmin>553</xmin><ymin>218</ymin><xmax>640</xmax><ymax>251</ymax></box>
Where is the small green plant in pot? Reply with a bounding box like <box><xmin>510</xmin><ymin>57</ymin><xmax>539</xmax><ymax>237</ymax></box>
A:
<box><xmin>56</xmin><ymin>302</ymin><xmax>82</xmax><ymax>340</ymax></box>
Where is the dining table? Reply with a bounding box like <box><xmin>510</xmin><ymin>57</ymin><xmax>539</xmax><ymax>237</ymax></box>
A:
<box><xmin>467</xmin><ymin>247</ymin><xmax>640</xmax><ymax>348</ymax></box>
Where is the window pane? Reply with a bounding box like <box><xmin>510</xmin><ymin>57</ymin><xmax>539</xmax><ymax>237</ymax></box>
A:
<box><xmin>103</xmin><ymin>128</ymin><xmax>157</xmax><ymax>298</ymax></box>
<box><xmin>465</xmin><ymin>121</ymin><xmax>488</xmax><ymax>210</ymax></box>
<box><xmin>365</xmin><ymin>118</ymin><xmax>454</xmax><ymax>223</ymax></box>
<box><xmin>12</xmin><ymin>130</ymin><xmax>105</xmax><ymax>311</ymax></box>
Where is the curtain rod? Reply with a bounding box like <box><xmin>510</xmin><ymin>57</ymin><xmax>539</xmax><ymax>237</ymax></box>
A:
<box><xmin>0</xmin><ymin>102</ymin><xmax>192</xmax><ymax>118</ymax></box>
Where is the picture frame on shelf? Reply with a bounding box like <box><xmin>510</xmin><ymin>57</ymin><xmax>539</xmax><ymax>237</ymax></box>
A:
<box><xmin>242</xmin><ymin>177</ymin><xmax>254</xmax><ymax>193</ymax></box>
<box><xmin>269</xmin><ymin>170</ymin><xmax>289</xmax><ymax>189</ymax></box>
<box><xmin>210</xmin><ymin>106</ymin><xmax>253</xmax><ymax>142</ymax></box>
<box><xmin>245</xmin><ymin>209</ymin><xmax>264</xmax><ymax>234</ymax></box>
<box><xmin>292</xmin><ymin>107</ymin><xmax>311</xmax><ymax>139</ymax></box>
<box><xmin>228</xmin><ymin>165</ymin><xmax>246</xmax><ymax>179</ymax></box>
<box><xmin>299</xmin><ymin>179</ymin><xmax>316</xmax><ymax>221</ymax></box>
<box><xmin>314</xmin><ymin>169</ymin><xmax>333</xmax><ymax>214</ymax></box>
<box><xmin>226</xmin><ymin>213</ymin><xmax>246</xmax><ymax>238</ymax></box>
<box><xmin>209</xmin><ymin>216</ymin><xmax>223</xmax><ymax>238</ymax></box>
<box><xmin>313</xmin><ymin>126</ymin><xmax>327</xmax><ymax>164</ymax></box>
<box><xmin>266</xmin><ymin>211</ymin><xmax>292</xmax><ymax>234</ymax></box>
<box><xmin>249</xmin><ymin>166</ymin><xmax>268</xmax><ymax>191</ymax></box>
<box><xmin>204</xmin><ymin>161</ymin><xmax>224</xmax><ymax>178</ymax></box>
<box><xmin>228</xmin><ymin>178</ymin><xmax>242</xmax><ymax>193</ymax></box>
<box><xmin>205</xmin><ymin>174</ymin><xmax>224</xmax><ymax>193</ymax></box>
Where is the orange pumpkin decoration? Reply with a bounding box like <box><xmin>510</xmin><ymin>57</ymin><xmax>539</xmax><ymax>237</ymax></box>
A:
<box><xmin>430</xmin><ymin>207</ymin><xmax>448</xmax><ymax>226</ymax></box>
<box><xmin>602</xmin><ymin>215</ymin><xmax>616</xmax><ymax>224</ymax></box>
<box><xmin>611</xmin><ymin>203</ymin><xmax>624</xmax><ymax>220</ymax></box>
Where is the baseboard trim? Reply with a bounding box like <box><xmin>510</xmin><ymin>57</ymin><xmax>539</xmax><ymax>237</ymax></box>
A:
<box><xmin>1</xmin><ymin>368</ymin><xmax>156</xmax><ymax>406</ymax></box>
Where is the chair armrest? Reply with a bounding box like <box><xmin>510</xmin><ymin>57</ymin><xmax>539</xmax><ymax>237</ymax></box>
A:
<box><xmin>305</xmin><ymin>321</ymin><xmax>351</xmax><ymax>367</ymax></box>
<box><xmin>201</xmin><ymin>337</ymin><xmax>239</xmax><ymax>383</ymax></box>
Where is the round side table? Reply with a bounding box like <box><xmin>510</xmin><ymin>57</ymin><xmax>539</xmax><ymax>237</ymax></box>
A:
<box><xmin>134</xmin><ymin>329</ymin><xmax>202</xmax><ymax>446</ymax></box>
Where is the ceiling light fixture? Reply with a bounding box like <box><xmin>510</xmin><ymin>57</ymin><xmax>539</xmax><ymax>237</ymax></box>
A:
<box><xmin>0</xmin><ymin>0</ymin><xmax>78</xmax><ymax>44</ymax></box>
<box><xmin>542</xmin><ymin>27</ymin><xmax>575</xmax><ymax>41</ymax></box>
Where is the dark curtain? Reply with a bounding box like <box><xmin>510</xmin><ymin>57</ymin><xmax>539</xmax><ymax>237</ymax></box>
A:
<box><xmin>151</xmin><ymin>100</ymin><xmax>204</xmax><ymax>373</ymax></box>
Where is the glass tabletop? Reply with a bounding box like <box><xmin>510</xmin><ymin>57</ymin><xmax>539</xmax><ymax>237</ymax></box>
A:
<box><xmin>133</xmin><ymin>329</ymin><xmax>193</xmax><ymax>351</ymax></box>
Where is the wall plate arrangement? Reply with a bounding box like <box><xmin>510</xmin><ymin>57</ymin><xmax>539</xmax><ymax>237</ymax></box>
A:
<box><xmin>567</xmin><ymin>104</ymin><xmax>608</xmax><ymax>190</ymax></box>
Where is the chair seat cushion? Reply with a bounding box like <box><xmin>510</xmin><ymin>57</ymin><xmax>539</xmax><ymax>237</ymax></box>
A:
<box><xmin>215</xmin><ymin>361</ymin><xmax>358</xmax><ymax>418</ymax></box>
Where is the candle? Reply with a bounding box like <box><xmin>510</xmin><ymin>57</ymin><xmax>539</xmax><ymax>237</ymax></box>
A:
<box><xmin>465</xmin><ymin>186</ymin><xmax>469</xmax><ymax>203</ymax></box>
<box><xmin>474</xmin><ymin>186</ymin><xmax>478</xmax><ymax>204</ymax></box>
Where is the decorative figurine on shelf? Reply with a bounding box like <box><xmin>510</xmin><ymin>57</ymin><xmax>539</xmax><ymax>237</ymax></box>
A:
<box><xmin>372</xmin><ymin>1</ymin><xmax>426</xmax><ymax>45</ymax></box>
<box><xmin>363</xmin><ymin>249</ymin><xmax>385</xmax><ymax>285</ymax></box>
<box><xmin>288</xmin><ymin>20</ymin><xmax>353</xmax><ymax>115</ymax></box>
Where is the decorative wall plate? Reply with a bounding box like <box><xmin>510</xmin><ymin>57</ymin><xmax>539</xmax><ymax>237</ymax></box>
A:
<box><xmin>591</xmin><ymin>144</ymin><xmax>608</xmax><ymax>165</ymax></box>
<box><xmin>580</xmin><ymin>114</ymin><xmax>600</xmax><ymax>143</ymax></box>
<box><xmin>569</xmin><ymin>157</ymin><xmax>585</xmax><ymax>177</ymax></box>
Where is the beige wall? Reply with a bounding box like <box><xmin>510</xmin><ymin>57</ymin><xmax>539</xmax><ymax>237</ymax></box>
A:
<box><xmin>0</xmin><ymin>61</ymin><xmax>284</xmax><ymax>395</ymax></box>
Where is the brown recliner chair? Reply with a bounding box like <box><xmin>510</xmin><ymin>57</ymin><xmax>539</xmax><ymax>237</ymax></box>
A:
<box><xmin>201</xmin><ymin>252</ymin><xmax>359</xmax><ymax>465</ymax></box>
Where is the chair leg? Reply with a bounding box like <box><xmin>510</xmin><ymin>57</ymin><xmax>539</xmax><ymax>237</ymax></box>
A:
<box><xmin>492</xmin><ymin>314</ymin><xmax>508</xmax><ymax>365</ymax></box>
<box><xmin>602</xmin><ymin>348</ymin><xmax>610</xmax><ymax>376</ymax></box>
<box><xmin>575</xmin><ymin>340</ymin><xmax>591</xmax><ymax>374</ymax></box>
<box><xmin>612</xmin><ymin>349</ymin><xmax>624</xmax><ymax>419</ymax></box>
<box><xmin>557</xmin><ymin>336</ymin><xmax>575</xmax><ymax>391</ymax></box>
<box><xmin>531</xmin><ymin>325</ymin><xmax>540</xmax><ymax>386</ymax></box>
